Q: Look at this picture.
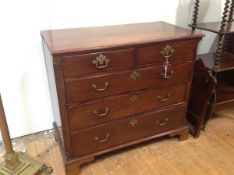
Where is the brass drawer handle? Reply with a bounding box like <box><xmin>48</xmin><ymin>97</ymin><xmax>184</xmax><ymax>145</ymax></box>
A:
<box><xmin>156</xmin><ymin>118</ymin><xmax>169</xmax><ymax>126</ymax></box>
<box><xmin>129</xmin><ymin>119</ymin><xmax>138</xmax><ymax>127</ymax></box>
<box><xmin>130</xmin><ymin>71</ymin><xmax>140</xmax><ymax>81</ymax></box>
<box><xmin>92</xmin><ymin>54</ymin><xmax>110</xmax><ymax>69</ymax></box>
<box><xmin>161</xmin><ymin>70</ymin><xmax>174</xmax><ymax>79</ymax></box>
<box><xmin>161</xmin><ymin>45</ymin><xmax>174</xmax><ymax>59</ymax></box>
<box><xmin>157</xmin><ymin>93</ymin><xmax>170</xmax><ymax>102</ymax></box>
<box><xmin>92</xmin><ymin>81</ymin><xmax>109</xmax><ymax>91</ymax></box>
<box><xmin>93</xmin><ymin>107</ymin><xmax>110</xmax><ymax>117</ymax></box>
<box><xmin>94</xmin><ymin>134</ymin><xmax>110</xmax><ymax>143</ymax></box>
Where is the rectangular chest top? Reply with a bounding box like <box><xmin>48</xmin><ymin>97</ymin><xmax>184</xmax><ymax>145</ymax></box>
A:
<box><xmin>41</xmin><ymin>21</ymin><xmax>203</xmax><ymax>55</ymax></box>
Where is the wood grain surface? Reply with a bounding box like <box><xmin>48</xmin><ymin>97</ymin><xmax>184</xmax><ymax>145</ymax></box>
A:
<box><xmin>42</xmin><ymin>21</ymin><xmax>203</xmax><ymax>174</ymax></box>
<box><xmin>65</xmin><ymin>62</ymin><xmax>193</xmax><ymax>104</ymax></box>
<box><xmin>62</xmin><ymin>48</ymin><xmax>134</xmax><ymax>78</ymax></box>
<box><xmin>68</xmin><ymin>84</ymin><xmax>187</xmax><ymax>130</ymax></box>
<box><xmin>41</xmin><ymin>21</ymin><xmax>203</xmax><ymax>55</ymax></box>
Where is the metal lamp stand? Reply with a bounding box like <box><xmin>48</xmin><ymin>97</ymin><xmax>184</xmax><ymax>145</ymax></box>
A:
<box><xmin>0</xmin><ymin>94</ymin><xmax>53</xmax><ymax>175</ymax></box>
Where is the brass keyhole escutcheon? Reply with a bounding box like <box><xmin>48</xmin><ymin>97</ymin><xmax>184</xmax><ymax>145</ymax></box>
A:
<box><xmin>130</xmin><ymin>94</ymin><xmax>138</xmax><ymax>102</ymax></box>
<box><xmin>130</xmin><ymin>71</ymin><xmax>140</xmax><ymax>81</ymax></box>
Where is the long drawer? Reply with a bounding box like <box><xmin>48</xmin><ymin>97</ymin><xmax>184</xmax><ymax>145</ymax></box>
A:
<box><xmin>68</xmin><ymin>83</ymin><xmax>187</xmax><ymax>130</ymax></box>
<box><xmin>71</xmin><ymin>106</ymin><xmax>186</xmax><ymax>157</ymax></box>
<box><xmin>65</xmin><ymin>62</ymin><xmax>193</xmax><ymax>103</ymax></box>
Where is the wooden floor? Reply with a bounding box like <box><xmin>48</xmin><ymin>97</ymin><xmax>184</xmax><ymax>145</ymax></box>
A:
<box><xmin>0</xmin><ymin>108</ymin><xmax>234</xmax><ymax>175</ymax></box>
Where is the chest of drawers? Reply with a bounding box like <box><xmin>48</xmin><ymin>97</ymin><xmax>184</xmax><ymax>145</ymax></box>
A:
<box><xmin>41</xmin><ymin>21</ymin><xmax>203</xmax><ymax>175</ymax></box>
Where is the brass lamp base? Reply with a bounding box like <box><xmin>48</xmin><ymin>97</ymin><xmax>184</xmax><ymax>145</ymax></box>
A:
<box><xmin>0</xmin><ymin>152</ymin><xmax>52</xmax><ymax>175</ymax></box>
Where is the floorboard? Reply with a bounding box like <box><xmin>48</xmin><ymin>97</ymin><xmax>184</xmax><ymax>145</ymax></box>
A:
<box><xmin>0</xmin><ymin>108</ymin><xmax>233</xmax><ymax>175</ymax></box>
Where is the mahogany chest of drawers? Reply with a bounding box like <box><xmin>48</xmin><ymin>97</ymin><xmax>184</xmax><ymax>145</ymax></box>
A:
<box><xmin>41</xmin><ymin>21</ymin><xmax>203</xmax><ymax>175</ymax></box>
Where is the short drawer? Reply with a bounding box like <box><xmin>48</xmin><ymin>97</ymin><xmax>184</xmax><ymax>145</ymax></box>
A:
<box><xmin>137</xmin><ymin>39</ymin><xmax>198</xmax><ymax>65</ymax></box>
<box><xmin>65</xmin><ymin>62</ymin><xmax>193</xmax><ymax>103</ymax></box>
<box><xmin>68</xmin><ymin>83</ymin><xmax>187</xmax><ymax>130</ymax></box>
<box><xmin>62</xmin><ymin>48</ymin><xmax>134</xmax><ymax>77</ymax></box>
<box><xmin>71</xmin><ymin>106</ymin><xmax>186</xmax><ymax>157</ymax></box>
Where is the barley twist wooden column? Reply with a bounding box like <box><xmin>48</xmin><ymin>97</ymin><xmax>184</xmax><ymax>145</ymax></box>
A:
<box><xmin>192</xmin><ymin>0</ymin><xmax>200</xmax><ymax>31</ymax></box>
<box><xmin>214</xmin><ymin>0</ymin><xmax>231</xmax><ymax>68</ymax></box>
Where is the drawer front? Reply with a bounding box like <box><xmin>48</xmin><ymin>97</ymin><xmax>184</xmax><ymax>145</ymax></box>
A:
<box><xmin>68</xmin><ymin>83</ymin><xmax>187</xmax><ymax>130</ymax></box>
<box><xmin>71</xmin><ymin>106</ymin><xmax>185</xmax><ymax>157</ymax></box>
<box><xmin>137</xmin><ymin>40</ymin><xmax>198</xmax><ymax>65</ymax></box>
<box><xmin>62</xmin><ymin>49</ymin><xmax>134</xmax><ymax>77</ymax></box>
<box><xmin>65</xmin><ymin>62</ymin><xmax>193</xmax><ymax>103</ymax></box>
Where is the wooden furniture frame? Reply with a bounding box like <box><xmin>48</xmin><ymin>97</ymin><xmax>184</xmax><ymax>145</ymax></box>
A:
<box><xmin>42</xmin><ymin>22</ymin><xmax>203</xmax><ymax>174</ymax></box>
<box><xmin>188</xmin><ymin>0</ymin><xmax>234</xmax><ymax>137</ymax></box>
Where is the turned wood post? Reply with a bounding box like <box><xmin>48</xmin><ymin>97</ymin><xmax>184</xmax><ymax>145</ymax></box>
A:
<box><xmin>192</xmin><ymin>0</ymin><xmax>200</xmax><ymax>31</ymax></box>
<box><xmin>228</xmin><ymin>0</ymin><xmax>234</xmax><ymax>22</ymax></box>
<box><xmin>0</xmin><ymin>94</ymin><xmax>14</xmax><ymax>154</ymax></box>
<box><xmin>215</xmin><ymin>0</ymin><xmax>231</xmax><ymax>67</ymax></box>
